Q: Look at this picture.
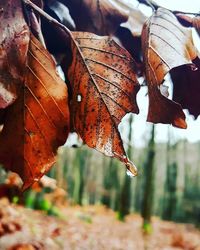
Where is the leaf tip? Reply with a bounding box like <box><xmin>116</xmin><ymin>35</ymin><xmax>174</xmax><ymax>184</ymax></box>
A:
<box><xmin>173</xmin><ymin>117</ymin><xmax>187</xmax><ymax>129</ymax></box>
<box><xmin>124</xmin><ymin>157</ymin><xmax>138</xmax><ymax>177</ymax></box>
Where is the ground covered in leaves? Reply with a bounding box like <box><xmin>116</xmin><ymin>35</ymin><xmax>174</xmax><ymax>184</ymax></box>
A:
<box><xmin>0</xmin><ymin>199</ymin><xmax>200</xmax><ymax>250</ymax></box>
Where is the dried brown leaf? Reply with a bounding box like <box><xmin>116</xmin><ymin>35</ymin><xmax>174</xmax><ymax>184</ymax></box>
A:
<box><xmin>121</xmin><ymin>6</ymin><xmax>147</xmax><ymax>37</ymax></box>
<box><xmin>142</xmin><ymin>8</ymin><xmax>198</xmax><ymax>128</ymax></box>
<box><xmin>171</xmin><ymin>57</ymin><xmax>200</xmax><ymax>119</ymax></box>
<box><xmin>0</xmin><ymin>34</ymin><xmax>70</xmax><ymax>189</ymax></box>
<box><xmin>62</xmin><ymin>0</ymin><xmax>129</xmax><ymax>35</ymax></box>
<box><xmin>68</xmin><ymin>32</ymin><xmax>139</xmax><ymax>173</ymax></box>
<box><xmin>192</xmin><ymin>16</ymin><xmax>200</xmax><ymax>37</ymax></box>
<box><xmin>0</xmin><ymin>0</ymin><xmax>30</xmax><ymax>108</ymax></box>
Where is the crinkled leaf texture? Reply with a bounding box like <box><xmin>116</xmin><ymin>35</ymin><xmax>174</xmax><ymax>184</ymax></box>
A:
<box><xmin>68</xmin><ymin>32</ymin><xmax>139</xmax><ymax>171</ymax></box>
<box><xmin>142</xmin><ymin>8</ymin><xmax>198</xmax><ymax>128</ymax></box>
<box><xmin>0</xmin><ymin>0</ymin><xmax>30</xmax><ymax>108</ymax></box>
<box><xmin>0</xmin><ymin>35</ymin><xmax>70</xmax><ymax>189</ymax></box>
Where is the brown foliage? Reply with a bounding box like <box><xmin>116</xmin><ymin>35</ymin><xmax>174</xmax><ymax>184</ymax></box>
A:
<box><xmin>171</xmin><ymin>57</ymin><xmax>200</xmax><ymax>118</ymax></box>
<box><xmin>0</xmin><ymin>34</ymin><xmax>69</xmax><ymax>189</ymax></box>
<box><xmin>68</xmin><ymin>32</ymin><xmax>139</xmax><ymax>168</ymax></box>
<box><xmin>142</xmin><ymin>8</ymin><xmax>197</xmax><ymax>128</ymax></box>
<box><xmin>62</xmin><ymin>0</ymin><xmax>128</xmax><ymax>35</ymax></box>
<box><xmin>0</xmin><ymin>0</ymin><xmax>200</xmax><ymax>186</ymax></box>
<box><xmin>0</xmin><ymin>0</ymin><xmax>30</xmax><ymax>108</ymax></box>
<box><xmin>193</xmin><ymin>16</ymin><xmax>200</xmax><ymax>36</ymax></box>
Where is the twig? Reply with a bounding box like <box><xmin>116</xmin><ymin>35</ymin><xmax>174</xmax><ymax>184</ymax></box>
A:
<box><xmin>174</xmin><ymin>10</ymin><xmax>200</xmax><ymax>16</ymax></box>
<box><xmin>137</xmin><ymin>0</ymin><xmax>158</xmax><ymax>11</ymax></box>
<box><xmin>137</xmin><ymin>0</ymin><xmax>200</xmax><ymax>16</ymax></box>
<box><xmin>22</xmin><ymin>0</ymin><xmax>72</xmax><ymax>38</ymax></box>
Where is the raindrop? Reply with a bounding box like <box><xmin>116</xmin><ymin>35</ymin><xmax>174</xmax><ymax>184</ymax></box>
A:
<box><xmin>124</xmin><ymin>159</ymin><xmax>138</xmax><ymax>177</ymax></box>
<box><xmin>190</xmin><ymin>64</ymin><xmax>198</xmax><ymax>71</ymax></box>
<box><xmin>113</xmin><ymin>153</ymin><xmax>138</xmax><ymax>177</ymax></box>
<box><xmin>0</xmin><ymin>125</ymin><xmax>4</xmax><ymax>132</ymax></box>
<box><xmin>40</xmin><ymin>167</ymin><xmax>46</xmax><ymax>174</ymax></box>
<box><xmin>126</xmin><ymin>169</ymin><xmax>135</xmax><ymax>177</ymax></box>
<box><xmin>77</xmin><ymin>94</ymin><xmax>82</xmax><ymax>102</ymax></box>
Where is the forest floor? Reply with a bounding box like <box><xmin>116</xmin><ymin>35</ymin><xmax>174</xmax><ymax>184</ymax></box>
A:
<box><xmin>0</xmin><ymin>198</ymin><xmax>200</xmax><ymax>250</ymax></box>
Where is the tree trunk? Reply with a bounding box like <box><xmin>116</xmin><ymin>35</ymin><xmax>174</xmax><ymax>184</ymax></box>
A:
<box><xmin>162</xmin><ymin>128</ymin><xmax>178</xmax><ymax>220</ymax></box>
<box><xmin>117</xmin><ymin>114</ymin><xmax>134</xmax><ymax>221</ymax></box>
<box><xmin>141</xmin><ymin>124</ymin><xmax>155</xmax><ymax>232</ymax></box>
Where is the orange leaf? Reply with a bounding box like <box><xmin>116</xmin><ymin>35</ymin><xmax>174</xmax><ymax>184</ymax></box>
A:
<box><xmin>0</xmin><ymin>0</ymin><xmax>30</xmax><ymax>108</ymax></box>
<box><xmin>68</xmin><ymin>32</ymin><xmax>139</xmax><ymax>174</ymax></box>
<box><xmin>142</xmin><ymin>8</ymin><xmax>198</xmax><ymax>128</ymax></box>
<box><xmin>0</xmin><ymin>34</ymin><xmax>70</xmax><ymax>189</ymax></box>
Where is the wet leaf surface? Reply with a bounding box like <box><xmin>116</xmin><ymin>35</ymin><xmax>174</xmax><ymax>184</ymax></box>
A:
<box><xmin>171</xmin><ymin>57</ymin><xmax>200</xmax><ymax>119</ymax></box>
<box><xmin>0</xmin><ymin>35</ymin><xmax>69</xmax><ymax>189</ymax></box>
<box><xmin>0</xmin><ymin>0</ymin><xmax>30</xmax><ymax>108</ymax></box>
<box><xmin>142</xmin><ymin>8</ymin><xmax>198</xmax><ymax>128</ymax></box>
<box><xmin>68</xmin><ymin>32</ymin><xmax>140</xmax><ymax>172</ymax></box>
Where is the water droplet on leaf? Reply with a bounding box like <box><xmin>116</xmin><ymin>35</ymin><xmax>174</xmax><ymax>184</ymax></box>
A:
<box><xmin>126</xmin><ymin>169</ymin><xmax>135</xmax><ymax>177</ymax></box>
<box><xmin>190</xmin><ymin>64</ymin><xmax>198</xmax><ymax>71</ymax></box>
<box><xmin>124</xmin><ymin>159</ymin><xmax>138</xmax><ymax>177</ymax></box>
<box><xmin>77</xmin><ymin>94</ymin><xmax>82</xmax><ymax>102</ymax></box>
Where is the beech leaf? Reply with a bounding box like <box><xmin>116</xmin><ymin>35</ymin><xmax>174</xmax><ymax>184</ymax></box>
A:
<box><xmin>0</xmin><ymin>0</ymin><xmax>30</xmax><ymax>108</ymax></box>
<box><xmin>142</xmin><ymin>8</ymin><xmax>198</xmax><ymax>128</ymax></box>
<box><xmin>171</xmin><ymin>57</ymin><xmax>200</xmax><ymax>119</ymax></box>
<box><xmin>176</xmin><ymin>14</ymin><xmax>200</xmax><ymax>36</ymax></box>
<box><xmin>121</xmin><ymin>6</ymin><xmax>148</xmax><ymax>37</ymax></box>
<box><xmin>68</xmin><ymin>32</ymin><xmax>140</xmax><ymax>174</ymax></box>
<box><xmin>62</xmin><ymin>0</ymin><xmax>129</xmax><ymax>35</ymax></box>
<box><xmin>192</xmin><ymin>16</ymin><xmax>200</xmax><ymax>37</ymax></box>
<box><xmin>0</xmin><ymin>34</ymin><xmax>70</xmax><ymax>189</ymax></box>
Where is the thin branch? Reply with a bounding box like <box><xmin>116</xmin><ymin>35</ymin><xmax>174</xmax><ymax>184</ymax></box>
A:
<box><xmin>174</xmin><ymin>10</ymin><xmax>200</xmax><ymax>16</ymax></box>
<box><xmin>22</xmin><ymin>0</ymin><xmax>72</xmax><ymax>38</ymax></box>
<box><xmin>137</xmin><ymin>0</ymin><xmax>158</xmax><ymax>10</ymax></box>
<box><xmin>137</xmin><ymin>0</ymin><xmax>200</xmax><ymax>16</ymax></box>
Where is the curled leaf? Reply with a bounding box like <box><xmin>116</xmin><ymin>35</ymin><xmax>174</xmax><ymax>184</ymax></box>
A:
<box><xmin>0</xmin><ymin>35</ymin><xmax>70</xmax><ymax>189</ymax></box>
<box><xmin>176</xmin><ymin>14</ymin><xmax>200</xmax><ymax>36</ymax></box>
<box><xmin>121</xmin><ymin>6</ymin><xmax>148</xmax><ymax>37</ymax></box>
<box><xmin>171</xmin><ymin>57</ymin><xmax>200</xmax><ymax>119</ymax></box>
<box><xmin>192</xmin><ymin>16</ymin><xmax>200</xmax><ymax>37</ymax></box>
<box><xmin>68</xmin><ymin>32</ymin><xmax>139</xmax><ymax>172</ymax></box>
<box><xmin>142</xmin><ymin>8</ymin><xmax>198</xmax><ymax>128</ymax></box>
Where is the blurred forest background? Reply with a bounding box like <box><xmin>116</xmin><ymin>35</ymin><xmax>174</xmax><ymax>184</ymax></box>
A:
<box><xmin>0</xmin><ymin>0</ymin><xmax>200</xmax><ymax>248</ymax></box>
<box><xmin>1</xmin><ymin>115</ymin><xmax>200</xmax><ymax>249</ymax></box>
<box><xmin>1</xmin><ymin>114</ymin><xmax>200</xmax><ymax>226</ymax></box>
<box><xmin>49</xmin><ymin>117</ymin><xmax>200</xmax><ymax>226</ymax></box>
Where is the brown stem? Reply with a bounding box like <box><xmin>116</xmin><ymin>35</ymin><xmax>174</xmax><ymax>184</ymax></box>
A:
<box><xmin>138</xmin><ymin>0</ymin><xmax>200</xmax><ymax>16</ymax></box>
<box><xmin>22</xmin><ymin>0</ymin><xmax>72</xmax><ymax>38</ymax></box>
<box><xmin>174</xmin><ymin>11</ymin><xmax>200</xmax><ymax>16</ymax></box>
